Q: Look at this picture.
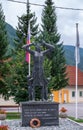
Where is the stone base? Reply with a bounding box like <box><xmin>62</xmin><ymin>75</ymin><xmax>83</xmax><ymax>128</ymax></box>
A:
<box><xmin>59</xmin><ymin>112</ymin><xmax>67</xmax><ymax>118</ymax></box>
<box><xmin>21</xmin><ymin>101</ymin><xmax>59</xmax><ymax>127</ymax></box>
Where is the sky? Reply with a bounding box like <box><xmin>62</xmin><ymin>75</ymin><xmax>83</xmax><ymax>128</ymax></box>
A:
<box><xmin>0</xmin><ymin>0</ymin><xmax>83</xmax><ymax>48</ymax></box>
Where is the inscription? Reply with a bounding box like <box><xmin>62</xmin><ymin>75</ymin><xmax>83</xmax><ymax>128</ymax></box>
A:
<box><xmin>21</xmin><ymin>102</ymin><xmax>59</xmax><ymax>126</ymax></box>
<box><xmin>23</xmin><ymin>108</ymin><xmax>56</xmax><ymax>118</ymax></box>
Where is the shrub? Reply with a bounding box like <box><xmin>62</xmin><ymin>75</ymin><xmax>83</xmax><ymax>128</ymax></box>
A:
<box><xmin>59</xmin><ymin>107</ymin><xmax>67</xmax><ymax>118</ymax></box>
<box><xmin>60</xmin><ymin>107</ymin><xmax>67</xmax><ymax>113</ymax></box>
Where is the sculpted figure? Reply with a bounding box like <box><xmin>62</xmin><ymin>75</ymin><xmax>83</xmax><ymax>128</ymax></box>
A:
<box><xmin>23</xmin><ymin>42</ymin><xmax>54</xmax><ymax>101</ymax></box>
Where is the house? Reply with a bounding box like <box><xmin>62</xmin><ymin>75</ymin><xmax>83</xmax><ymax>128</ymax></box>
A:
<box><xmin>52</xmin><ymin>65</ymin><xmax>83</xmax><ymax>103</ymax></box>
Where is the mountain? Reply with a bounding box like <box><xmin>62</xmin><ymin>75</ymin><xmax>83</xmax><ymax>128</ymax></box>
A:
<box><xmin>6</xmin><ymin>23</ymin><xmax>83</xmax><ymax>71</ymax></box>
<box><xmin>63</xmin><ymin>45</ymin><xmax>83</xmax><ymax>71</ymax></box>
<box><xmin>6</xmin><ymin>23</ymin><xmax>17</xmax><ymax>56</ymax></box>
<box><xmin>6</xmin><ymin>23</ymin><xmax>17</xmax><ymax>45</ymax></box>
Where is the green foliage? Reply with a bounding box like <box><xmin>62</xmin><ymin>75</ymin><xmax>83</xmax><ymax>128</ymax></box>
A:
<box><xmin>50</xmin><ymin>44</ymin><xmax>68</xmax><ymax>90</ymax></box>
<box><xmin>15</xmin><ymin>9</ymin><xmax>39</xmax><ymax>50</ymax></box>
<box><xmin>41</xmin><ymin>0</ymin><xmax>60</xmax><ymax>43</ymax></box>
<box><xmin>5</xmin><ymin>22</ymin><xmax>83</xmax><ymax>72</ymax></box>
<box><xmin>5</xmin><ymin>6</ymin><xmax>39</xmax><ymax>103</ymax></box>
<box><xmin>0</xmin><ymin>62</ymin><xmax>10</xmax><ymax>99</ymax></box>
<box><xmin>0</xmin><ymin>3</ymin><xmax>8</xmax><ymax>59</ymax></box>
<box><xmin>0</xmin><ymin>3</ymin><xmax>10</xmax><ymax>98</ymax></box>
<box><xmin>5</xmin><ymin>51</ymin><xmax>29</xmax><ymax>104</ymax></box>
<box><xmin>40</xmin><ymin>0</ymin><xmax>68</xmax><ymax>92</ymax></box>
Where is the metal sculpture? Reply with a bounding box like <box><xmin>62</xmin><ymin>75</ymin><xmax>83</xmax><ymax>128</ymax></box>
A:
<box><xmin>23</xmin><ymin>42</ymin><xmax>54</xmax><ymax>101</ymax></box>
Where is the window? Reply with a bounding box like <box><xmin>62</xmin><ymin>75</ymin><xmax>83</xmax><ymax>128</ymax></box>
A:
<box><xmin>79</xmin><ymin>91</ymin><xmax>83</xmax><ymax>97</ymax></box>
<box><xmin>72</xmin><ymin>91</ymin><xmax>75</xmax><ymax>97</ymax></box>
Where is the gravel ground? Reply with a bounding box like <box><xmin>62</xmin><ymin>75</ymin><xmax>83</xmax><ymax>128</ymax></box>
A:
<box><xmin>1</xmin><ymin>118</ymin><xmax>83</xmax><ymax>130</ymax></box>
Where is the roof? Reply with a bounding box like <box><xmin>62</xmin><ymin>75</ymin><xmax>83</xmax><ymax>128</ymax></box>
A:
<box><xmin>66</xmin><ymin>65</ymin><xmax>83</xmax><ymax>86</ymax></box>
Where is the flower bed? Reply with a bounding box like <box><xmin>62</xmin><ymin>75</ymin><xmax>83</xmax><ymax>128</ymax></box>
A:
<box><xmin>0</xmin><ymin>125</ymin><xmax>8</xmax><ymax>130</ymax></box>
<box><xmin>60</xmin><ymin>107</ymin><xmax>67</xmax><ymax>113</ymax></box>
<box><xmin>59</xmin><ymin>107</ymin><xmax>67</xmax><ymax>118</ymax></box>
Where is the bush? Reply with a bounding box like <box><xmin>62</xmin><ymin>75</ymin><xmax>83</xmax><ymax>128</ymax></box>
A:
<box><xmin>59</xmin><ymin>107</ymin><xmax>67</xmax><ymax>118</ymax></box>
<box><xmin>60</xmin><ymin>107</ymin><xmax>67</xmax><ymax>112</ymax></box>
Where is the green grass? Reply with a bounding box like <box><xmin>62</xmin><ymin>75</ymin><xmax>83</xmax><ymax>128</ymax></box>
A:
<box><xmin>6</xmin><ymin>112</ymin><xmax>21</xmax><ymax>119</ymax></box>
<box><xmin>68</xmin><ymin>116</ymin><xmax>83</xmax><ymax>123</ymax></box>
<box><xmin>6</xmin><ymin>113</ymin><xmax>83</xmax><ymax>122</ymax></box>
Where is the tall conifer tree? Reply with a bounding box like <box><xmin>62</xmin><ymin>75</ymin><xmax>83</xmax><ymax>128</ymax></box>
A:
<box><xmin>15</xmin><ymin>4</ymin><xmax>39</xmax><ymax>50</ymax></box>
<box><xmin>0</xmin><ymin>3</ymin><xmax>9</xmax><ymax>97</ymax></box>
<box><xmin>0</xmin><ymin>3</ymin><xmax>8</xmax><ymax>60</ymax></box>
<box><xmin>41</xmin><ymin>0</ymin><xmax>68</xmax><ymax>91</ymax></box>
<box><xmin>5</xmin><ymin>4</ymin><xmax>39</xmax><ymax>103</ymax></box>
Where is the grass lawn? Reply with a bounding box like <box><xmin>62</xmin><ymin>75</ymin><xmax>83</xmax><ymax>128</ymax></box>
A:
<box><xmin>6</xmin><ymin>112</ymin><xmax>21</xmax><ymax>119</ymax></box>
<box><xmin>68</xmin><ymin>116</ymin><xmax>83</xmax><ymax>123</ymax></box>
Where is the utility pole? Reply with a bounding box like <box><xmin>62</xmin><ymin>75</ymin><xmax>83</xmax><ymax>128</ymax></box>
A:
<box><xmin>27</xmin><ymin>0</ymin><xmax>29</xmax><ymax>24</ymax></box>
<box><xmin>27</xmin><ymin>0</ymin><xmax>29</xmax><ymax>13</ymax></box>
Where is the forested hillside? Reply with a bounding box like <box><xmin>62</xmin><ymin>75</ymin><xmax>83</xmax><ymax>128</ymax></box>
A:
<box><xmin>64</xmin><ymin>45</ymin><xmax>83</xmax><ymax>71</ymax></box>
<box><xmin>6</xmin><ymin>23</ymin><xmax>17</xmax><ymax>47</ymax></box>
<box><xmin>6</xmin><ymin>23</ymin><xmax>17</xmax><ymax>56</ymax></box>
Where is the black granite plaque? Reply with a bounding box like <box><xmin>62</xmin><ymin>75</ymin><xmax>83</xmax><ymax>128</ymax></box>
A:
<box><xmin>21</xmin><ymin>101</ymin><xmax>59</xmax><ymax>127</ymax></box>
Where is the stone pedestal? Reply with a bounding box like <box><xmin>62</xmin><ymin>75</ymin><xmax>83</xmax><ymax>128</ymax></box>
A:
<box><xmin>21</xmin><ymin>101</ymin><xmax>59</xmax><ymax>127</ymax></box>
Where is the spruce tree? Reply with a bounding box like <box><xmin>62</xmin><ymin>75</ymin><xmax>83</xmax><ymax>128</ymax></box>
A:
<box><xmin>6</xmin><ymin>5</ymin><xmax>39</xmax><ymax>103</ymax></box>
<box><xmin>0</xmin><ymin>3</ymin><xmax>9</xmax><ymax>97</ymax></box>
<box><xmin>40</xmin><ymin>0</ymin><xmax>68</xmax><ymax>91</ymax></box>
<box><xmin>0</xmin><ymin>3</ymin><xmax>8</xmax><ymax>60</ymax></box>
<box><xmin>15</xmin><ymin>4</ymin><xmax>39</xmax><ymax>50</ymax></box>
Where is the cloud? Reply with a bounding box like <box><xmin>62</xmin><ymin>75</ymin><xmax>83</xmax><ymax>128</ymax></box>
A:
<box><xmin>1</xmin><ymin>0</ymin><xmax>83</xmax><ymax>47</ymax></box>
<box><xmin>54</xmin><ymin>0</ymin><xmax>83</xmax><ymax>47</ymax></box>
<box><xmin>1</xmin><ymin>0</ymin><xmax>26</xmax><ymax>28</ymax></box>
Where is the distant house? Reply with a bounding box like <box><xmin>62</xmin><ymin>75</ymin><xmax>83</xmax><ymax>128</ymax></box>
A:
<box><xmin>52</xmin><ymin>65</ymin><xmax>83</xmax><ymax>103</ymax></box>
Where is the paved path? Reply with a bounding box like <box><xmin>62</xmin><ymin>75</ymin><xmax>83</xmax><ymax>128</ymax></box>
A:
<box><xmin>59</xmin><ymin>103</ymin><xmax>83</xmax><ymax>119</ymax></box>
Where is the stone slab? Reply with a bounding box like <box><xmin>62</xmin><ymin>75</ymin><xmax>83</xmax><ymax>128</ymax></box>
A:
<box><xmin>21</xmin><ymin>101</ymin><xmax>59</xmax><ymax>127</ymax></box>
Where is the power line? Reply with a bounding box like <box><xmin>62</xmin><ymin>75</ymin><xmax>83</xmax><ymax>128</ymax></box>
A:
<box><xmin>7</xmin><ymin>0</ymin><xmax>26</xmax><ymax>4</ymax></box>
<box><xmin>30</xmin><ymin>3</ymin><xmax>83</xmax><ymax>11</ymax></box>
<box><xmin>55</xmin><ymin>6</ymin><xmax>83</xmax><ymax>11</ymax></box>
<box><xmin>30</xmin><ymin>3</ymin><xmax>44</xmax><ymax>7</ymax></box>
<box><xmin>7</xmin><ymin>0</ymin><xmax>83</xmax><ymax>11</ymax></box>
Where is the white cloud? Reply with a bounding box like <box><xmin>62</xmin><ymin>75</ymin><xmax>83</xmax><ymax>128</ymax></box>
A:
<box><xmin>1</xmin><ymin>0</ymin><xmax>26</xmax><ymax>28</ymax></box>
<box><xmin>54</xmin><ymin>0</ymin><xmax>83</xmax><ymax>47</ymax></box>
<box><xmin>0</xmin><ymin>0</ymin><xmax>83</xmax><ymax>47</ymax></box>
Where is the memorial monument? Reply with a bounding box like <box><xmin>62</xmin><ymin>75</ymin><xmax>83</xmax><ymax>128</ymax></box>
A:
<box><xmin>21</xmin><ymin>41</ymin><xmax>59</xmax><ymax>128</ymax></box>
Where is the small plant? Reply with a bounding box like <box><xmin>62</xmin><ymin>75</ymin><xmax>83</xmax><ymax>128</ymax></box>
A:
<box><xmin>0</xmin><ymin>125</ymin><xmax>8</xmax><ymax>130</ymax></box>
<box><xmin>60</xmin><ymin>107</ymin><xmax>67</xmax><ymax>113</ymax></box>
<box><xmin>59</xmin><ymin>107</ymin><xmax>67</xmax><ymax>118</ymax></box>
